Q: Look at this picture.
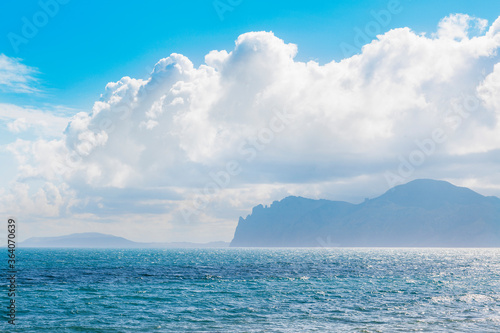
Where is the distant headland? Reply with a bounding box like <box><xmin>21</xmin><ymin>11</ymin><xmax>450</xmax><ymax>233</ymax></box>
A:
<box><xmin>20</xmin><ymin>232</ymin><xmax>229</xmax><ymax>248</ymax></box>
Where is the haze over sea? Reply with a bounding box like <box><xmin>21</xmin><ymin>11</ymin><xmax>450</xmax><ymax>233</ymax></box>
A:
<box><xmin>3</xmin><ymin>248</ymin><xmax>499</xmax><ymax>332</ymax></box>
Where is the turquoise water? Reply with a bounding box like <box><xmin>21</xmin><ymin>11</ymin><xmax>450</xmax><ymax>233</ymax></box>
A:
<box><xmin>2</xmin><ymin>248</ymin><xmax>500</xmax><ymax>332</ymax></box>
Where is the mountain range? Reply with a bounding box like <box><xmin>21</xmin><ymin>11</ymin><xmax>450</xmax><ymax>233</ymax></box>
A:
<box><xmin>230</xmin><ymin>179</ymin><xmax>500</xmax><ymax>247</ymax></box>
<box><xmin>20</xmin><ymin>233</ymin><xmax>229</xmax><ymax>248</ymax></box>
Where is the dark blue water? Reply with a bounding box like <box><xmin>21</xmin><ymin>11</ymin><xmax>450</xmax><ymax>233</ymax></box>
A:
<box><xmin>2</xmin><ymin>248</ymin><xmax>499</xmax><ymax>332</ymax></box>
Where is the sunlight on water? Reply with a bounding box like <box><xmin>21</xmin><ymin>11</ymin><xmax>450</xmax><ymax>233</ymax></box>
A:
<box><xmin>2</xmin><ymin>248</ymin><xmax>499</xmax><ymax>332</ymax></box>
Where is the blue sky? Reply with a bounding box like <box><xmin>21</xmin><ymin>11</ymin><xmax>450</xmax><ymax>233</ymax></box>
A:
<box><xmin>1</xmin><ymin>0</ymin><xmax>500</xmax><ymax>242</ymax></box>
<box><xmin>1</xmin><ymin>0</ymin><xmax>498</xmax><ymax>110</ymax></box>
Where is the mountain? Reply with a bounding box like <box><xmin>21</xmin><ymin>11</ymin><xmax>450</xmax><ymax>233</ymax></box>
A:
<box><xmin>20</xmin><ymin>232</ymin><xmax>229</xmax><ymax>248</ymax></box>
<box><xmin>21</xmin><ymin>233</ymin><xmax>138</xmax><ymax>248</ymax></box>
<box><xmin>230</xmin><ymin>179</ymin><xmax>500</xmax><ymax>247</ymax></box>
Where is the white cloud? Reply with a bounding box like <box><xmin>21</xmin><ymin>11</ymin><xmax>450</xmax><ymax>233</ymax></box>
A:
<box><xmin>437</xmin><ymin>14</ymin><xmax>488</xmax><ymax>40</ymax></box>
<box><xmin>3</xmin><ymin>14</ymin><xmax>500</xmax><ymax>241</ymax></box>
<box><xmin>0</xmin><ymin>103</ymin><xmax>73</xmax><ymax>137</ymax></box>
<box><xmin>0</xmin><ymin>54</ymin><xmax>38</xmax><ymax>93</ymax></box>
<box><xmin>478</xmin><ymin>63</ymin><xmax>500</xmax><ymax>112</ymax></box>
<box><xmin>7</xmin><ymin>117</ymin><xmax>28</xmax><ymax>133</ymax></box>
<box><xmin>0</xmin><ymin>180</ymin><xmax>72</xmax><ymax>218</ymax></box>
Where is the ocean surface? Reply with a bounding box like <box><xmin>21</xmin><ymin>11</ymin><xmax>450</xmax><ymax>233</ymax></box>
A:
<box><xmin>2</xmin><ymin>248</ymin><xmax>500</xmax><ymax>332</ymax></box>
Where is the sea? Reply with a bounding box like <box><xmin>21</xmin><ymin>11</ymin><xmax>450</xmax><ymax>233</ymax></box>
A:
<box><xmin>2</xmin><ymin>248</ymin><xmax>499</xmax><ymax>332</ymax></box>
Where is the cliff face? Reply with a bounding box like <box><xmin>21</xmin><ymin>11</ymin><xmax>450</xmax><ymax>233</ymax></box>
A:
<box><xmin>230</xmin><ymin>179</ymin><xmax>500</xmax><ymax>247</ymax></box>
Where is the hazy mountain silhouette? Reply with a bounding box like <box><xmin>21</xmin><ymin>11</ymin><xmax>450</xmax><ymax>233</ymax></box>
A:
<box><xmin>20</xmin><ymin>232</ymin><xmax>229</xmax><ymax>248</ymax></box>
<box><xmin>230</xmin><ymin>179</ymin><xmax>500</xmax><ymax>247</ymax></box>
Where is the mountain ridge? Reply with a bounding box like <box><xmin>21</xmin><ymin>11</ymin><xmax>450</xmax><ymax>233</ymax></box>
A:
<box><xmin>20</xmin><ymin>233</ymin><xmax>229</xmax><ymax>248</ymax></box>
<box><xmin>230</xmin><ymin>179</ymin><xmax>500</xmax><ymax>247</ymax></box>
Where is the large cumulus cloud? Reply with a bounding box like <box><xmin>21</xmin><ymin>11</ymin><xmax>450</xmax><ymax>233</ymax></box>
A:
<box><xmin>4</xmin><ymin>14</ymin><xmax>500</xmax><ymax>241</ymax></box>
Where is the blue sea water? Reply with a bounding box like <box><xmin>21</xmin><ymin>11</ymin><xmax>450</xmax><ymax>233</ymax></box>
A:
<box><xmin>2</xmin><ymin>248</ymin><xmax>500</xmax><ymax>332</ymax></box>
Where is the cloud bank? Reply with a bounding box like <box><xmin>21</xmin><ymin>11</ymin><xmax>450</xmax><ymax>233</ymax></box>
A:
<box><xmin>3</xmin><ymin>14</ymin><xmax>500</xmax><ymax>242</ymax></box>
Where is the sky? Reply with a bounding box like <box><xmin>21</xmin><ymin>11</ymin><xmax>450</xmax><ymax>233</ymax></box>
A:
<box><xmin>1</xmin><ymin>0</ymin><xmax>500</xmax><ymax>242</ymax></box>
